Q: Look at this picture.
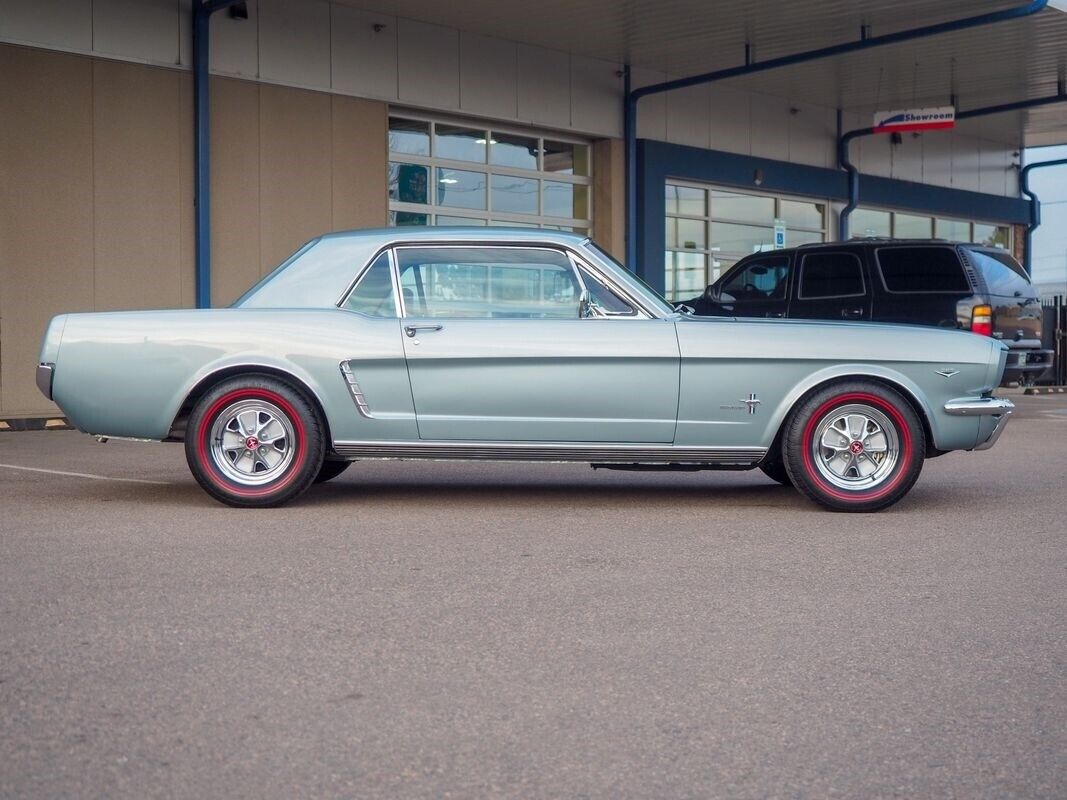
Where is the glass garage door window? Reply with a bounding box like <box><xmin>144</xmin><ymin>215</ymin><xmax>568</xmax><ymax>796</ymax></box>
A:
<box><xmin>665</xmin><ymin>183</ymin><xmax>827</xmax><ymax>301</ymax></box>
<box><xmin>853</xmin><ymin>206</ymin><xmax>1012</xmax><ymax>249</ymax></box>
<box><xmin>388</xmin><ymin>115</ymin><xmax>592</xmax><ymax>235</ymax></box>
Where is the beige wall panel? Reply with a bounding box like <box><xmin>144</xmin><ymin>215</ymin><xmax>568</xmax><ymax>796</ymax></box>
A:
<box><xmin>330</xmin><ymin>95</ymin><xmax>387</xmax><ymax>232</ymax></box>
<box><xmin>210</xmin><ymin>77</ymin><xmax>262</xmax><ymax>305</ymax></box>
<box><xmin>591</xmin><ymin>138</ymin><xmax>625</xmax><ymax>264</ymax></box>
<box><xmin>178</xmin><ymin>71</ymin><xmax>196</xmax><ymax>309</ymax></box>
<box><xmin>0</xmin><ymin>46</ymin><xmax>93</xmax><ymax>416</ymax></box>
<box><xmin>92</xmin><ymin>59</ymin><xmax>183</xmax><ymax>312</ymax></box>
<box><xmin>258</xmin><ymin>84</ymin><xmax>333</xmax><ymax>274</ymax></box>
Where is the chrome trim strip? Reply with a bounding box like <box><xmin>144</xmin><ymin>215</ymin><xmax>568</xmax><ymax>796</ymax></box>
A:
<box><xmin>36</xmin><ymin>363</ymin><xmax>55</xmax><ymax>400</ymax></box>
<box><xmin>338</xmin><ymin>360</ymin><xmax>374</xmax><ymax>418</ymax></box>
<box><xmin>331</xmin><ymin>439</ymin><xmax>767</xmax><ymax>464</ymax></box>
<box><xmin>943</xmin><ymin>397</ymin><xmax>1015</xmax><ymax>416</ymax></box>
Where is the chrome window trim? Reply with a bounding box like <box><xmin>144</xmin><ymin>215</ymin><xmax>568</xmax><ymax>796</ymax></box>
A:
<box><xmin>335</xmin><ymin>238</ymin><xmax>664</xmax><ymax>320</ymax></box>
<box><xmin>388</xmin><ymin>242</ymin><xmax>655</xmax><ymax>320</ymax></box>
<box><xmin>568</xmin><ymin>253</ymin><xmax>642</xmax><ymax>318</ymax></box>
<box><xmin>335</xmin><ymin>250</ymin><xmax>402</xmax><ymax>317</ymax></box>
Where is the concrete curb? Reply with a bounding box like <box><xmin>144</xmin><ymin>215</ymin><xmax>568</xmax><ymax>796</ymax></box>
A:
<box><xmin>0</xmin><ymin>418</ymin><xmax>73</xmax><ymax>432</ymax></box>
<box><xmin>1024</xmin><ymin>386</ymin><xmax>1067</xmax><ymax>395</ymax></box>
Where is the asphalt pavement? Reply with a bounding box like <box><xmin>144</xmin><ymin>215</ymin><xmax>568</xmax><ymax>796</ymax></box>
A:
<box><xmin>1</xmin><ymin>393</ymin><xmax>1065</xmax><ymax>799</ymax></box>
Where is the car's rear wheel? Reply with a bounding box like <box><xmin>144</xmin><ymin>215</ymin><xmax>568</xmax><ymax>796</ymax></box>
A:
<box><xmin>783</xmin><ymin>381</ymin><xmax>925</xmax><ymax>512</ymax></box>
<box><xmin>185</xmin><ymin>376</ymin><xmax>325</xmax><ymax>508</ymax></box>
<box><xmin>314</xmin><ymin>459</ymin><xmax>351</xmax><ymax>484</ymax></box>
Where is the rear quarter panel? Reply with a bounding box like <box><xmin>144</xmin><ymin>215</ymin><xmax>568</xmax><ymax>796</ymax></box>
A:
<box><xmin>675</xmin><ymin>315</ymin><xmax>1001</xmax><ymax>451</ymax></box>
<box><xmin>50</xmin><ymin>309</ymin><xmax>416</xmax><ymax>442</ymax></box>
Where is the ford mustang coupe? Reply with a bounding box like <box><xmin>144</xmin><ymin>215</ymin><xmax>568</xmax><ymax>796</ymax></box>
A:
<box><xmin>37</xmin><ymin>228</ymin><xmax>1013</xmax><ymax>511</ymax></box>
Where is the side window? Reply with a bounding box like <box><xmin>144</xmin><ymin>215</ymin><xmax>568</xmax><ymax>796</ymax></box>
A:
<box><xmin>964</xmin><ymin>248</ymin><xmax>1035</xmax><ymax>298</ymax></box>
<box><xmin>798</xmin><ymin>253</ymin><xmax>865</xmax><ymax>299</ymax></box>
<box><xmin>395</xmin><ymin>247</ymin><xmax>582</xmax><ymax>319</ymax></box>
<box><xmin>720</xmin><ymin>258</ymin><xmax>790</xmax><ymax>303</ymax></box>
<box><xmin>342</xmin><ymin>252</ymin><xmax>397</xmax><ymax>317</ymax></box>
<box><xmin>877</xmin><ymin>247</ymin><xmax>970</xmax><ymax>293</ymax></box>
<box><xmin>577</xmin><ymin>265</ymin><xmax>636</xmax><ymax>316</ymax></box>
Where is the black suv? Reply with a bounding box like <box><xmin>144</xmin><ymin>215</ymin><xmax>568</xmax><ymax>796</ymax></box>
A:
<box><xmin>686</xmin><ymin>239</ymin><xmax>1052</xmax><ymax>385</ymax></box>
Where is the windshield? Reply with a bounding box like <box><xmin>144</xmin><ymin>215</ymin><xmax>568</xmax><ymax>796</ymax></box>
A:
<box><xmin>585</xmin><ymin>241</ymin><xmax>676</xmax><ymax>316</ymax></box>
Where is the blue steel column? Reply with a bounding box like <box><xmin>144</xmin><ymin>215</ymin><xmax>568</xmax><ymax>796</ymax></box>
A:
<box><xmin>1021</xmin><ymin>157</ymin><xmax>1067</xmax><ymax>274</ymax></box>
<box><xmin>623</xmin><ymin>0</ymin><xmax>1049</xmax><ymax>273</ymax></box>
<box><xmin>838</xmin><ymin>88</ymin><xmax>1067</xmax><ymax>242</ymax></box>
<box><xmin>623</xmin><ymin>66</ymin><xmax>636</xmax><ymax>270</ymax></box>
<box><xmin>193</xmin><ymin>1</ymin><xmax>243</xmax><ymax>309</ymax></box>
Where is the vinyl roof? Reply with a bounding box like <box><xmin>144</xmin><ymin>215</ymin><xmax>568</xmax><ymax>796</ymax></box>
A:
<box><xmin>332</xmin><ymin>0</ymin><xmax>1067</xmax><ymax>146</ymax></box>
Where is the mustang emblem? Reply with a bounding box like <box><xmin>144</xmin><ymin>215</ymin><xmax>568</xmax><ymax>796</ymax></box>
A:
<box><xmin>740</xmin><ymin>393</ymin><xmax>761</xmax><ymax>414</ymax></box>
<box><xmin>935</xmin><ymin>368</ymin><xmax>960</xmax><ymax>378</ymax></box>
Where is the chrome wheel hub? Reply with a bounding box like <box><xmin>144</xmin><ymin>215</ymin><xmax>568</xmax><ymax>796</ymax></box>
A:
<box><xmin>209</xmin><ymin>399</ymin><xmax>295</xmax><ymax>486</ymax></box>
<box><xmin>811</xmin><ymin>403</ymin><xmax>899</xmax><ymax>491</ymax></box>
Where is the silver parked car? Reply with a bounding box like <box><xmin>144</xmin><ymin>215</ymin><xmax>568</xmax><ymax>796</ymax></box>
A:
<box><xmin>37</xmin><ymin>228</ymin><xmax>1013</xmax><ymax>511</ymax></box>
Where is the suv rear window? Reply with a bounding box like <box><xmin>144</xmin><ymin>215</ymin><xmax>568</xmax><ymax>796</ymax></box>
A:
<box><xmin>876</xmin><ymin>247</ymin><xmax>970</xmax><ymax>293</ymax></box>
<box><xmin>964</xmin><ymin>248</ymin><xmax>1034</xmax><ymax>298</ymax></box>
<box><xmin>798</xmin><ymin>252</ymin><xmax>864</xmax><ymax>298</ymax></box>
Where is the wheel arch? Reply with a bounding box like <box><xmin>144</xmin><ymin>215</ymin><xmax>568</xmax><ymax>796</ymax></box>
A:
<box><xmin>168</xmin><ymin>364</ymin><xmax>333</xmax><ymax>445</ymax></box>
<box><xmin>765</xmin><ymin>369</ymin><xmax>935</xmax><ymax>459</ymax></box>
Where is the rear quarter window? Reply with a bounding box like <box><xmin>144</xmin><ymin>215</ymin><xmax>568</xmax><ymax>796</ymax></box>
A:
<box><xmin>964</xmin><ymin>248</ymin><xmax>1035</xmax><ymax>298</ymax></box>
<box><xmin>876</xmin><ymin>247</ymin><xmax>970</xmax><ymax>294</ymax></box>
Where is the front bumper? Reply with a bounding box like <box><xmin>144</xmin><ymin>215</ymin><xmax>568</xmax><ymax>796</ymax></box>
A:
<box><xmin>944</xmin><ymin>396</ymin><xmax>1014</xmax><ymax>451</ymax></box>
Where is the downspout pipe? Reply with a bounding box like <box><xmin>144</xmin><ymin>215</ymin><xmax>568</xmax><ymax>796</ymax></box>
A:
<box><xmin>624</xmin><ymin>0</ymin><xmax>1050</xmax><ymax>271</ymax></box>
<box><xmin>839</xmin><ymin>85</ymin><xmax>1067</xmax><ymax>241</ymax></box>
<box><xmin>1020</xmin><ymin>156</ymin><xmax>1067</xmax><ymax>274</ymax></box>
<box><xmin>193</xmin><ymin>0</ymin><xmax>244</xmax><ymax>309</ymax></box>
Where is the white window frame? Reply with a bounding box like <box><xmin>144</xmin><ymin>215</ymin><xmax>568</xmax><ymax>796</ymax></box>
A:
<box><xmin>387</xmin><ymin>111</ymin><xmax>593</xmax><ymax>233</ymax></box>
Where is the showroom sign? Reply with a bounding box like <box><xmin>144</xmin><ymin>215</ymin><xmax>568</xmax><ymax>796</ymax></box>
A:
<box><xmin>872</xmin><ymin>106</ymin><xmax>956</xmax><ymax>133</ymax></box>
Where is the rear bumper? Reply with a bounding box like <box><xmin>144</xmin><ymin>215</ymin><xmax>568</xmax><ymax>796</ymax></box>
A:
<box><xmin>36</xmin><ymin>363</ymin><xmax>55</xmax><ymax>401</ymax></box>
<box><xmin>943</xmin><ymin>396</ymin><xmax>1014</xmax><ymax>451</ymax></box>
<box><xmin>1003</xmin><ymin>348</ymin><xmax>1053</xmax><ymax>373</ymax></box>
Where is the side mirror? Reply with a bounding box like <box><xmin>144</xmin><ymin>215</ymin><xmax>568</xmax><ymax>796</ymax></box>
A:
<box><xmin>704</xmin><ymin>284</ymin><xmax>720</xmax><ymax>302</ymax></box>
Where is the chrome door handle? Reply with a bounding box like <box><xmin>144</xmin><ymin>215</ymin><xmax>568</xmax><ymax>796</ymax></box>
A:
<box><xmin>404</xmin><ymin>324</ymin><xmax>443</xmax><ymax>338</ymax></box>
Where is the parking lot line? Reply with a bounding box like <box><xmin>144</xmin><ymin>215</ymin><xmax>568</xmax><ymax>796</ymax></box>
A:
<box><xmin>0</xmin><ymin>462</ymin><xmax>170</xmax><ymax>485</ymax></box>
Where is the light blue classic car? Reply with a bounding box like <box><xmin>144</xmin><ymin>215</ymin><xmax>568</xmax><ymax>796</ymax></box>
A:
<box><xmin>37</xmin><ymin>228</ymin><xmax>1013</xmax><ymax>511</ymax></box>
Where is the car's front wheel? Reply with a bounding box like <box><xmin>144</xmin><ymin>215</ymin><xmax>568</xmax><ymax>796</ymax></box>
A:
<box><xmin>185</xmin><ymin>376</ymin><xmax>325</xmax><ymax>508</ymax></box>
<box><xmin>783</xmin><ymin>381</ymin><xmax>925</xmax><ymax>512</ymax></box>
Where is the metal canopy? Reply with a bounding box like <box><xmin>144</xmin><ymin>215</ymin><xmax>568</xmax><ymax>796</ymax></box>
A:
<box><xmin>331</xmin><ymin>0</ymin><xmax>1067</xmax><ymax>146</ymax></box>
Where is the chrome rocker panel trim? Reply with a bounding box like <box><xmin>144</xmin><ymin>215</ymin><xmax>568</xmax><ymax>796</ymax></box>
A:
<box><xmin>332</xmin><ymin>440</ymin><xmax>768</xmax><ymax>465</ymax></box>
<box><xmin>943</xmin><ymin>396</ymin><xmax>1014</xmax><ymax>452</ymax></box>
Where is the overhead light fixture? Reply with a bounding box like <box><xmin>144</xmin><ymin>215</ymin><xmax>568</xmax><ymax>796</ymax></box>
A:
<box><xmin>475</xmin><ymin>138</ymin><xmax>498</xmax><ymax>145</ymax></box>
<box><xmin>439</xmin><ymin>177</ymin><xmax>458</xmax><ymax>185</ymax></box>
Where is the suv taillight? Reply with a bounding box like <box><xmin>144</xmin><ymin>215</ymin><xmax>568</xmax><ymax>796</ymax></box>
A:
<box><xmin>970</xmin><ymin>304</ymin><xmax>993</xmax><ymax>336</ymax></box>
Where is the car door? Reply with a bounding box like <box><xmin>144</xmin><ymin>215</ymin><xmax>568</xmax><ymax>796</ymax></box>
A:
<box><xmin>789</xmin><ymin>250</ymin><xmax>871</xmax><ymax>321</ymax></box>
<box><xmin>394</xmin><ymin>244</ymin><xmax>680</xmax><ymax>442</ymax></box>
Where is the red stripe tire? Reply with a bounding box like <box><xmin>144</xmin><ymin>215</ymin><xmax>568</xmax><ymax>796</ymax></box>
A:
<box><xmin>184</xmin><ymin>376</ymin><xmax>326</xmax><ymax>508</ymax></box>
<box><xmin>782</xmin><ymin>381</ymin><xmax>926</xmax><ymax>512</ymax></box>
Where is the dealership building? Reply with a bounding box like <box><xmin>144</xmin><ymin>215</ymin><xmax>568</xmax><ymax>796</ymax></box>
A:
<box><xmin>2</xmin><ymin>0</ymin><xmax>1066</xmax><ymax>419</ymax></box>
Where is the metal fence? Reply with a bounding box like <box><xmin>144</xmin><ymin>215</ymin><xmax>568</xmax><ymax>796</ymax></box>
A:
<box><xmin>1040</xmin><ymin>296</ymin><xmax>1066</xmax><ymax>386</ymax></box>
